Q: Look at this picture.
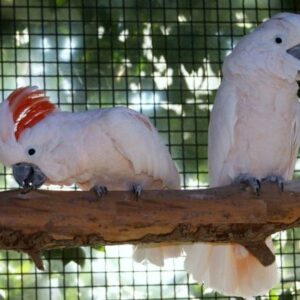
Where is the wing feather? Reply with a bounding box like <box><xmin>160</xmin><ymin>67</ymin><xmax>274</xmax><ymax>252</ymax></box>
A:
<box><xmin>285</xmin><ymin>102</ymin><xmax>300</xmax><ymax>180</ymax></box>
<box><xmin>100</xmin><ymin>107</ymin><xmax>180</xmax><ymax>189</ymax></box>
<box><xmin>208</xmin><ymin>81</ymin><xmax>238</xmax><ymax>186</ymax></box>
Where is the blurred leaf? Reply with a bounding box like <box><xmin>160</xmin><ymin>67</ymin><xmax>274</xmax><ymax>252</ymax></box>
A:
<box><xmin>43</xmin><ymin>247</ymin><xmax>86</xmax><ymax>268</ymax></box>
<box><xmin>55</xmin><ymin>0</ymin><xmax>67</xmax><ymax>7</ymax></box>
<box><xmin>269</xmin><ymin>288</ymin><xmax>280</xmax><ymax>300</ymax></box>
<box><xmin>190</xmin><ymin>283</ymin><xmax>203</xmax><ymax>297</ymax></box>
<box><xmin>43</xmin><ymin>248</ymin><xmax>62</xmax><ymax>260</ymax></box>
<box><xmin>93</xmin><ymin>245</ymin><xmax>106</xmax><ymax>253</ymax></box>
<box><xmin>62</xmin><ymin>247</ymin><xmax>86</xmax><ymax>268</ymax></box>
<box><xmin>279</xmin><ymin>290</ymin><xmax>293</xmax><ymax>300</ymax></box>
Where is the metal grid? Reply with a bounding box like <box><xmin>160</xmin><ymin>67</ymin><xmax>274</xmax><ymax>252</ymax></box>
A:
<box><xmin>0</xmin><ymin>0</ymin><xmax>299</xmax><ymax>299</ymax></box>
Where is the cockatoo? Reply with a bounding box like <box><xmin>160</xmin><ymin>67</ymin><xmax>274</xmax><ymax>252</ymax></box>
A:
<box><xmin>0</xmin><ymin>86</ymin><xmax>182</xmax><ymax>265</ymax></box>
<box><xmin>184</xmin><ymin>13</ymin><xmax>300</xmax><ymax>297</ymax></box>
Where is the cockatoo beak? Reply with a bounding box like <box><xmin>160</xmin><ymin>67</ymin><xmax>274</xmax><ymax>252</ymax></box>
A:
<box><xmin>287</xmin><ymin>44</ymin><xmax>300</xmax><ymax>60</ymax></box>
<box><xmin>12</xmin><ymin>163</ymin><xmax>46</xmax><ymax>190</ymax></box>
<box><xmin>287</xmin><ymin>44</ymin><xmax>300</xmax><ymax>81</ymax></box>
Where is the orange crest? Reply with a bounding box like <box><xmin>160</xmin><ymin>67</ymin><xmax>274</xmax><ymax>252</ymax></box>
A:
<box><xmin>7</xmin><ymin>86</ymin><xmax>56</xmax><ymax>140</ymax></box>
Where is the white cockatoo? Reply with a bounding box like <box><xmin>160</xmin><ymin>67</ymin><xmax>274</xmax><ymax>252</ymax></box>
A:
<box><xmin>0</xmin><ymin>86</ymin><xmax>182</xmax><ymax>264</ymax></box>
<box><xmin>184</xmin><ymin>13</ymin><xmax>300</xmax><ymax>297</ymax></box>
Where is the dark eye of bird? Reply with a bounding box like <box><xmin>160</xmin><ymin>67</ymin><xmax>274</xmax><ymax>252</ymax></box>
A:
<box><xmin>275</xmin><ymin>37</ymin><xmax>282</xmax><ymax>44</ymax></box>
<box><xmin>28</xmin><ymin>148</ymin><xmax>36</xmax><ymax>156</ymax></box>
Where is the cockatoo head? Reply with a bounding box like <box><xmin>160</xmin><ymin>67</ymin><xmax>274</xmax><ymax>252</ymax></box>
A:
<box><xmin>0</xmin><ymin>86</ymin><xmax>60</xmax><ymax>189</ymax></box>
<box><xmin>223</xmin><ymin>13</ymin><xmax>300</xmax><ymax>83</ymax></box>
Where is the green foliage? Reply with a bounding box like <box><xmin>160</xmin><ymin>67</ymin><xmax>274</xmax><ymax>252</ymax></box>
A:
<box><xmin>43</xmin><ymin>247</ymin><xmax>86</xmax><ymax>268</ymax></box>
<box><xmin>55</xmin><ymin>0</ymin><xmax>67</xmax><ymax>7</ymax></box>
<box><xmin>279</xmin><ymin>290</ymin><xmax>294</xmax><ymax>300</ymax></box>
<box><xmin>92</xmin><ymin>245</ymin><xmax>106</xmax><ymax>253</ymax></box>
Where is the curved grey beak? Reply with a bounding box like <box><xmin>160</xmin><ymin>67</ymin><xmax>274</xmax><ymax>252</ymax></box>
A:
<box><xmin>12</xmin><ymin>163</ymin><xmax>46</xmax><ymax>189</ymax></box>
<box><xmin>287</xmin><ymin>44</ymin><xmax>300</xmax><ymax>60</ymax></box>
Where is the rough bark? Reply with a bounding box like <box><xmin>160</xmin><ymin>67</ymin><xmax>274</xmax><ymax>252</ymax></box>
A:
<box><xmin>0</xmin><ymin>180</ymin><xmax>300</xmax><ymax>269</ymax></box>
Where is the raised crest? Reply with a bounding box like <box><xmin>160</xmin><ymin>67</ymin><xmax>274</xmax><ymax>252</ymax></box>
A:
<box><xmin>7</xmin><ymin>86</ymin><xmax>56</xmax><ymax>140</ymax></box>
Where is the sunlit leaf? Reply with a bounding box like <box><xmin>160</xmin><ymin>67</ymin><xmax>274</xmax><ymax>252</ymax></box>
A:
<box><xmin>93</xmin><ymin>245</ymin><xmax>106</xmax><ymax>253</ymax></box>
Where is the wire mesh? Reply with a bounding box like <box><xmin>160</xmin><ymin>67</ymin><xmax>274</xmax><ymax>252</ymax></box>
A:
<box><xmin>0</xmin><ymin>0</ymin><xmax>299</xmax><ymax>299</ymax></box>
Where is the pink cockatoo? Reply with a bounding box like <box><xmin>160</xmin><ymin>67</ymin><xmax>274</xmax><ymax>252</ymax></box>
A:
<box><xmin>184</xmin><ymin>13</ymin><xmax>300</xmax><ymax>297</ymax></box>
<box><xmin>0</xmin><ymin>86</ymin><xmax>182</xmax><ymax>265</ymax></box>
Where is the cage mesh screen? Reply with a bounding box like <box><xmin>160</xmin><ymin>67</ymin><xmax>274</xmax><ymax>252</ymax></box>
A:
<box><xmin>0</xmin><ymin>0</ymin><xmax>299</xmax><ymax>299</ymax></box>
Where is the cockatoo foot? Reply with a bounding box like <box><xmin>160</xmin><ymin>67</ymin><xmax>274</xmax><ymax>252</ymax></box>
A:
<box><xmin>91</xmin><ymin>185</ymin><xmax>108</xmax><ymax>199</ymax></box>
<box><xmin>234</xmin><ymin>173</ymin><xmax>261</xmax><ymax>195</ymax></box>
<box><xmin>262</xmin><ymin>175</ymin><xmax>284</xmax><ymax>191</ymax></box>
<box><xmin>132</xmin><ymin>184</ymin><xmax>142</xmax><ymax>199</ymax></box>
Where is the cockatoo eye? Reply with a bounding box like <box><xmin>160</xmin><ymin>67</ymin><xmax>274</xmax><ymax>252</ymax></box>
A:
<box><xmin>274</xmin><ymin>35</ymin><xmax>286</xmax><ymax>45</ymax></box>
<box><xmin>27</xmin><ymin>148</ymin><xmax>36</xmax><ymax>156</ymax></box>
<box><xmin>25</xmin><ymin>145</ymin><xmax>40</xmax><ymax>158</ymax></box>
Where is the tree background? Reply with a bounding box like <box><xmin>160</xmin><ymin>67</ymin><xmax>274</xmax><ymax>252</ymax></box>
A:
<box><xmin>0</xmin><ymin>0</ymin><xmax>298</xmax><ymax>299</ymax></box>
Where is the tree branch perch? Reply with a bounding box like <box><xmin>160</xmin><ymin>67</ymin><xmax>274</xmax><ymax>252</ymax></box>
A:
<box><xmin>0</xmin><ymin>180</ymin><xmax>300</xmax><ymax>269</ymax></box>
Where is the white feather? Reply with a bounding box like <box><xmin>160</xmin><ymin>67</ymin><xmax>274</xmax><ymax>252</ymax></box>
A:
<box><xmin>184</xmin><ymin>13</ymin><xmax>300</xmax><ymax>297</ymax></box>
<box><xmin>98</xmin><ymin>107</ymin><xmax>180</xmax><ymax>188</ymax></box>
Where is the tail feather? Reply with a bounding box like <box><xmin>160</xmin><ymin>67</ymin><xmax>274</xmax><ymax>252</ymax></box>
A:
<box><xmin>208</xmin><ymin>244</ymin><xmax>238</xmax><ymax>293</ymax></box>
<box><xmin>184</xmin><ymin>242</ymin><xmax>212</xmax><ymax>283</ymax></box>
<box><xmin>184</xmin><ymin>238</ymin><xmax>279</xmax><ymax>297</ymax></box>
<box><xmin>133</xmin><ymin>244</ymin><xmax>182</xmax><ymax>267</ymax></box>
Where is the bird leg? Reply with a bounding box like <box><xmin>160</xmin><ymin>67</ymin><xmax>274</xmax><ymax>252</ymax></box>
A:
<box><xmin>91</xmin><ymin>185</ymin><xmax>108</xmax><ymax>200</ymax></box>
<box><xmin>234</xmin><ymin>173</ymin><xmax>261</xmax><ymax>195</ymax></box>
<box><xmin>132</xmin><ymin>184</ymin><xmax>142</xmax><ymax>200</ymax></box>
<box><xmin>261</xmin><ymin>175</ymin><xmax>284</xmax><ymax>191</ymax></box>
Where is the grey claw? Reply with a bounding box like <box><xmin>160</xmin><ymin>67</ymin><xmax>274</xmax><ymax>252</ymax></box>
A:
<box><xmin>262</xmin><ymin>175</ymin><xmax>284</xmax><ymax>192</ymax></box>
<box><xmin>92</xmin><ymin>186</ymin><xmax>108</xmax><ymax>199</ymax></box>
<box><xmin>234</xmin><ymin>174</ymin><xmax>261</xmax><ymax>195</ymax></box>
<box><xmin>132</xmin><ymin>184</ymin><xmax>142</xmax><ymax>200</ymax></box>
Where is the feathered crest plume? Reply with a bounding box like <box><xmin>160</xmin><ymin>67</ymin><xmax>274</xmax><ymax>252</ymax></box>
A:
<box><xmin>7</xmin><ymin>86</ymin><xmax>56</xmax><ymax>140</ymax></box>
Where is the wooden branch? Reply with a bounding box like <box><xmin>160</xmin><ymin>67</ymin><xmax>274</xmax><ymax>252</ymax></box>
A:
<box><xmin>0</xmin><ymin>180</ymin><xmax>300</xmax><ymax>269</ymax></box>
